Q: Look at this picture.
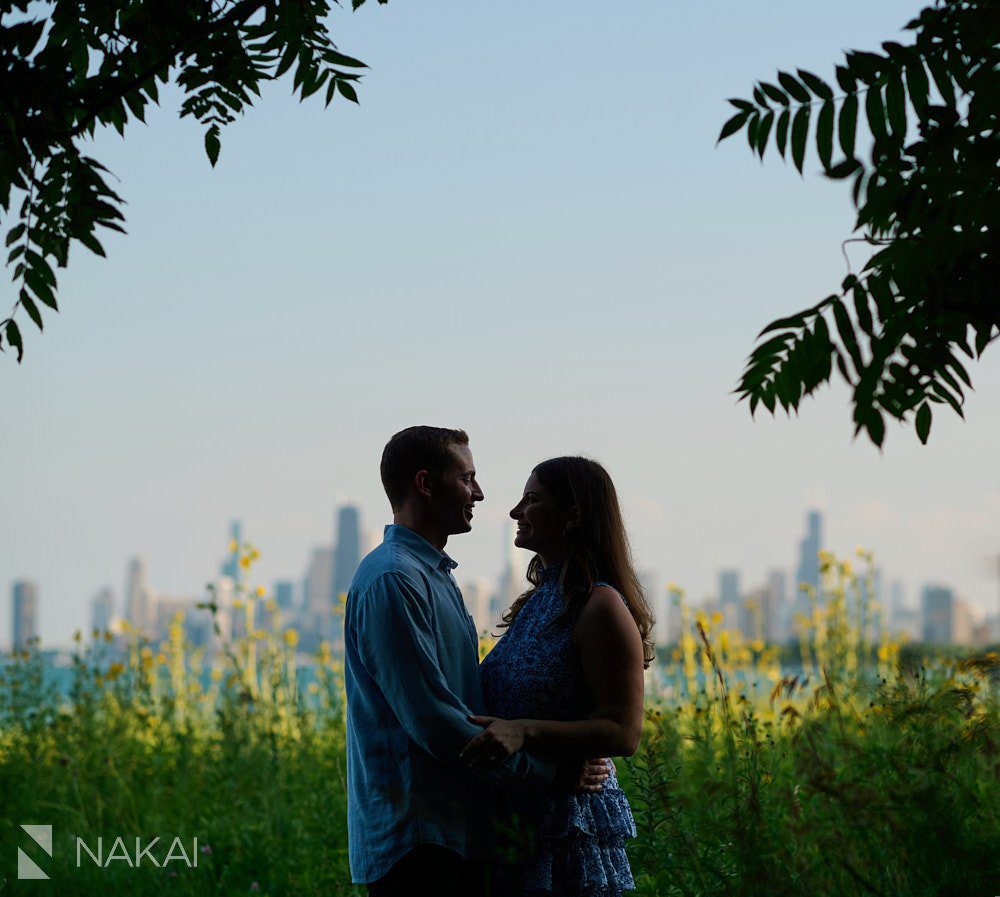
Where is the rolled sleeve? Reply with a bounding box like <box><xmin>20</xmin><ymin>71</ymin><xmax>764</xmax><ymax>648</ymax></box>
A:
<box><xmin>354</xmin><ymin>570</ymin><xmax>555</xmax><ymax>793</ymax></box>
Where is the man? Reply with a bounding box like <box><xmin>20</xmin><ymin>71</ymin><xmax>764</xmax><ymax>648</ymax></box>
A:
<box><xmin>344</xmin><ymin>426</ymin><xmax>608</xmax><ymax>896</ymax></box>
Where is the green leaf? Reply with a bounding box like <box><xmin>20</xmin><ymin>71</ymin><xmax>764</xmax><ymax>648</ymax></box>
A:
<box><xmin>717</xmin><ymin>110</ymin><xmax>750</xmax><ymax>144</ymax></box>
<box><xmin>275</xmin><ymin>43</ymin><xmax>298</xmax><ymax>78</ymax></box>
<box><xmin>775</xmin><ymin>109</ymin><xmax>790</xmax><ymax>158</ymax></box>
<box><xmin>816</xmin><ymin>100</ymin><xmax>834</xmax><ymax>170</ymax></box>
<box><xmin>204</xmin><ymin>125</ymin><xmax>221</xmax><ymax>167</ymax></box>
<box><xmin>6</xmin><ymin>320</ymin><xmax>23</xmax><ymax>362</ymax></box>
<box><xmin>77</xmin><ymin>231</ymin><xmax>106</xmax><ymax>259</ymax></box>
<box><xmin>886</xmin><ymin>69</ymin><xmax>906</xmax><ymax>140</ymax></box>
<box><xmin>777</xmin><ymin>71</ymin><xmax>810</xmax><ymax>103</ymax></box>
<box><xmin>727</xmin><ymin>98</ymin><xmax>755</xmax><ymax>112</ymax></box>
<box><xmin>326</xmin><ymin>50</ymin><xmax>368</xmax><ymax>68</ymax></box>
<box><xmin>760</xmin><ymin>82</ymin><xmax>789</xmax><ymax>106</ymax></box>
<box><xmin>947</xmin><ymin>351</ymin><xmax>971</xmax><ymax>387</ymax></box>
<box><xmin>926</xmin><ymin>54</ymin><xmax>955</xmax><ymax>107</ymax></box>
<box><xmin>832</xmin><ymin>299</ymin><xmax>863</xmax><ymax>374</ymax></box>
<box><xmin>20</xmin><ymin>292</ymin><xmax>43</xmax><ymax>331</ymax></box>
<box><xmin>905</xmin><ymin>57</ymin><xmax>929</xmax><ymax>116</ymax></box>
<box><xmin>853</xmin><ymin>285</ymin><xmax>874</xmax><ymax>335</ymax></box>
<box><xmin>835</xmin><ymin>65</ymin><xmax>856</xmax><ymax>94</ymax></box>
<box><xmin>24</xmin><ymin>269</ymin><xmax>57</xmax><ymax>309</ymax></box>
<box><xmin>839</xmin><ymin>94</ymin><xmax>858</xmax><ymax>159</ymax></box>
<box><xmin>866</xmin><ymin>409</ymin><xmax>886</xmax><ymax>447</ymax></box>
<box><xmin>757</xmin><ymin>311</ymin><xmax>810</xmax><ymax>337</ymax></box>
<box><xmin>791</xmin><ymin>107</ymin><xmax>809</xmax><ymax>174</ymax></box>
<box><xmin>5</xmin><ymin>223</ymin><xmax>25</xmax><ymax>246</ymax></box>
<box><xmin>797</xmin><ymin>69</ymin><xmax>834</xmax><ymax>100</ymax></box>
<box><xmin>337</xmin><ymin>80</ymin><xmax>359</xmax><ymax>104</ymax></box>
<box><xmin>865</xmin><ymin>82</ymin><xmax>888</xmax><ymax>143</ymax></box>
<box><xmin>746</xmin><ymin>113</ymin><xmax>759</xmax><ymax>152</ymax></box>
<box><xmin>915</xmin><ymin>403</ymin><xmax>931</xmax><ymax>444</ymax></box>
<box><xmin>755</xmin><ymin>111</ymin><xmax>774</xmax><ymax>158</ymax></box>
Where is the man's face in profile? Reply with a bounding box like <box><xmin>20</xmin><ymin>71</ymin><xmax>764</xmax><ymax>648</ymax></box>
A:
<box><xmin>430</xmin><ymin>443</ymin><xmax>485</xmax><ymax>536</ymax></box>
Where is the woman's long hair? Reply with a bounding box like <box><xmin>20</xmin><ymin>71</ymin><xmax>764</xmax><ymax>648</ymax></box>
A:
<box><xmin>499</xmin><ymin>456</ymin><xmax>655</xmax><ymax>668</ymax></box>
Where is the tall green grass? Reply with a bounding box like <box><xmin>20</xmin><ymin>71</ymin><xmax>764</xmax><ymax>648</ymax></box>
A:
<box><xmin>1</xmin><ymin>546</ymin><xmax>997</xmax><ymax>896</ymax></box>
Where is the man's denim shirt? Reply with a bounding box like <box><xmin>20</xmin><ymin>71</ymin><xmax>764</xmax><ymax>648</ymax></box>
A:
<box><xmin>344</xmin><ymin>524</ymin><xmax>557</xmax><ymax>883</ymax></box>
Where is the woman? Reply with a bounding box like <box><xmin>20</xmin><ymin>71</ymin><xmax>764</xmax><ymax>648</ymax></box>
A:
<box><xmin>460</xmin><ymin>456</ymin><xmax>654</xmax><ymax>897</ymax></box>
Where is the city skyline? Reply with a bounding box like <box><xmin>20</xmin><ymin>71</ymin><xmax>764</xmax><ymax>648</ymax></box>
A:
<box><xmin>2</xmin><ymin>0</ymin><xmax>999</xmax><ymax>647</ymax></box>
<box><xmin>6</xmin><ymin>504</ymin><xmax>997</xmax><ymax>651</ymax></box>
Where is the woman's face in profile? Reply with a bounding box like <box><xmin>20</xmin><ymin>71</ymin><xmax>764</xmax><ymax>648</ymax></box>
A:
<box><xmin>510</xmin><ymin>470</ymin><xmax>572</xmax><ymax>557</ymax></box>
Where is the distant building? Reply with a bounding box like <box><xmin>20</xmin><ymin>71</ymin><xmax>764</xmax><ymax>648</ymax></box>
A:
<box><xmin>221</xmin><ymin>520</ymin><xmax>243</xmax><ymax>580</ymax></box>
<box><xmin>796</xmin><ymin>510</ymin><xmax>823</xmax><ymax>595</ymax></box>
<box><xmin>764</xmin><ymin>569</ymin><xmax>787</xmax><ymax>643</ymax></box>
<box><xmin>12</xmin><ymin>580</ymin><xmax>39</xmax><ymax>649</ymax></box>
<box><xmin>887</xmin><ymin>580</ymin><xmax>920</xmax><ymax>641</ymax></box>
<box><xmin>304</xmin><ymin>546</ymin><xmax>335</xmax><ymax>644</ymax></box>
<box><xmin>922</xmin><ymin>585</ymin><xmax>957</xmax><ymax>644</ymax></box>
<box><xmin>856</xmin><ymin>567</ymin><xmax>884</xmax><ymax>642</ymax></box>
<box><xmin>273</xmin><ymin>580</ymin><xmax>295</xmax><ymax>611</ymax></box>
<box><xmin>718</xmin><ymin>569</ymin><xmax>743</xmax><ymax>635</ymax></box>
<box><xmin>492</xmin><ymin>522</ymin><xmax>523</xmax><ymax>628</ymax></box>
<box><xmin>640</xmin><ymin>570</ymin><xmax>668</xmax><ymax>646</ymax></box>
<box><xmin>332</xmin><ymin>505</ymin><xmax>362</xmax><ymax>601</ymax></box>
<box><xmin>953</xmin><ymin>598</ymin><xmax>974</xmax><ymax>646</ymax></box>
<box><xmin>790</xmin><ymin>510</ymin><xmax>824</xmax><ymax>633</ymax></box>
<box><xmin>91</xmin><ymin>587</ymin><xmax>115</xmax><ymax>635</ymax></box>
<box><xmin>154</xmin><ymin>596</ymin><xmax>192</xmax><ymax>643</ymax></box>
<box><xmin>463</xmin><ymin>578</ymin><xmax>492</xmax><ymax>636</ymax></box>
<box><xmin>124</xmin><ymin>557</ymin><xmax>155</xmax><ymax>634</ymax></box>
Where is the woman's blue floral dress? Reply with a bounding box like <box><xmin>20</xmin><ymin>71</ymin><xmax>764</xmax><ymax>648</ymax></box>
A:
<box><xmin>479</xmin><ymin>565</ymin><xmax>637</xmax><ymax>896</ymax></box>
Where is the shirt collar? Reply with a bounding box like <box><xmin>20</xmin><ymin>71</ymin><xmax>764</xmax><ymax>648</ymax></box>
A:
<box><xmin>384</xmin><ymin>524</ymin><xmax>458</xmax><ymax>573</ymax></box>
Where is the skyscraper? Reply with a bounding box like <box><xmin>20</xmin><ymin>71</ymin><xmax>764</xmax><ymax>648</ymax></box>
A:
<box><xmin>332</xmin><ymin>505</ymin><xmax>362</xmax><ymax>601</ymax></box>
<box><xmin>790</xmin><ymin>510</ymin><xmax>824</xmax><ymax>633</ymax></box>
<box><xmin>12</xmin><ymin>580</ymin><xmax>39</xmax><ymax>650</ymax></box>
<box><xmin>796</xmin><ymin>510</ymin><xmax>823</xmax><ymax>595</ymax></box>
<box><xmin>640</xmin><ymin>570</ymin><xmax>668</xmax><ymax>646</ymax></box>
<box><xmin>765</xmin><ymin>569</ymin><xmax>787</xmax><ymax>643</ymax></box>
<box><xmin>718</xmin><ymin>569</ymin><xmax>743</xmax><ymax>635</ymax></box>
<box><xmin>124</xmin><ymin>557</ymin><xmax>154</xmax><ymax>633</ymax></box>
<box><xmin>463</xmin><ymin>578</ymin><xmax>492</xmax><ymax>637</ymax></box>
<box><xmin>922</xmin><ymin>585</ymin><xmax>956</xmax><ymax>644</ymax></box>
<box><xmin>91</xmin><ymin>587</ymin><xmax>115</xmax><ymax>634</ymax></box>
<box><xmin>492</xmin><ymin>522</ymin><xmax>523</xmax><ymax>626</ymax></box>
<box><xmin>304</xmin><ymin>545</ymin><xmax>335</xmax><ymax>643</ymax></box>
<box><xmin>273</xmin><ymin>580</ymin><xmax>295</xmax><ymax>611</ymax></box>
<box><xmin>220</xmin><ymin>520</ymin><xmax>243</xmax><ymax>580</ymax></box>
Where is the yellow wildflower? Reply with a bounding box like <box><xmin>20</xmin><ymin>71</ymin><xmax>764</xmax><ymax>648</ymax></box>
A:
<box><xmin>228</xmin><ymin>539</ymin><xmax>238</xmax><ymax>553</ymax></box>
<box><xmin>255</xmin><ymin>585</ymin><xmax>266</xmax><ymax>598</ymax></box>
<box><xmin>284</xmin><ymin>628</ymin><xmax>299</xmax><ymax>649</ymax></box>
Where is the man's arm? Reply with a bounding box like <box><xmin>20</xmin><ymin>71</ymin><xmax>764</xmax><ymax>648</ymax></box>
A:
<box><xmin>351</xmin><ymin>570</ymin><xmax>556</xmax><ymax>793</ymax></box>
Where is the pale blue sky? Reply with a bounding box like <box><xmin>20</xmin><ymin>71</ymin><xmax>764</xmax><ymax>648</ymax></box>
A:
<box><xmin>3</xmin><ymin>0</ymin><xmax>998</xmax><ymax>647</ymax></box>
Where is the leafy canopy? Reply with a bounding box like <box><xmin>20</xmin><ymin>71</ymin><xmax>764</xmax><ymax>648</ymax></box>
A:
<box><xmin>721</xmin><ymin>0</ymin><xmax>998</xmax><ymax>446</ymax></box>
<box><xmin>0</xmin><ymin>0</ymin><xmax>384</xmax><ymax>362</ymax></box>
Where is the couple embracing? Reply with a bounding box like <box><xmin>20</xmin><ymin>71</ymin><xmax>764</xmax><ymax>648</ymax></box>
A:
<box><xmin>344</xmin><ymin>426</ymin><xmax>654</xmax><ymax>896</ymax></box>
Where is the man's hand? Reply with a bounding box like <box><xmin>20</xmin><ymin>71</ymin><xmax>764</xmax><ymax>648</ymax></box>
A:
<box><xmin>460</xmin><ymin>715</ymin><xmax>526</xmax><ymax>770</ymax></box>
<box><xmin>552</xmin><ymin>757</ymin><xmax>611</xmax><ymax>794</ymax></box>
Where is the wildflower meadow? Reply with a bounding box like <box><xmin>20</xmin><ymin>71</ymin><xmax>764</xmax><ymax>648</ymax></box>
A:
<box><xmin>1</xmin><ymin>546</ymin><xmax>998</xmax><ymax>896</ymax></box>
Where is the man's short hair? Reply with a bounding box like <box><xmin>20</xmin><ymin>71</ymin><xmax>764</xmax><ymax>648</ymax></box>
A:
<box><xmin>380</xmin><ymin>426</ymin><xmax>470</xmax><ymax>510</ymax></box>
